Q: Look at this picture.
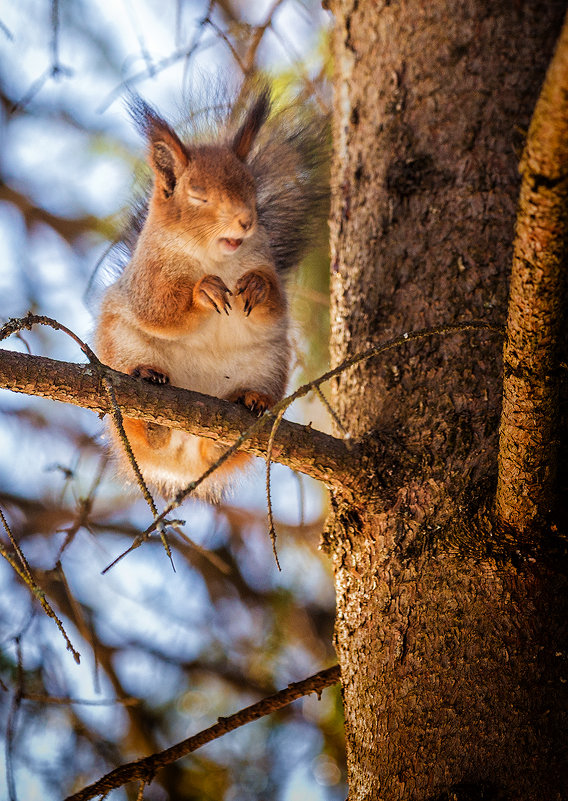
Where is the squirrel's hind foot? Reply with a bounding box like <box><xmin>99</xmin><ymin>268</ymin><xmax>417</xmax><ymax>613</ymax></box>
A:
<box><xmin>228</xmin><ymin>389</ymin><xmax>275</xmax><ymax>416</ymax></box>
<box><xmin>131</xmin><ymin>365</ymin><xmax>170</xmax><ymax>384</ymax></box>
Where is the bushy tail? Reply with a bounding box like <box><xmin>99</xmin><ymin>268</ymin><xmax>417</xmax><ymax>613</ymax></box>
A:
<box><xmin>247</xmin><ymin>97</ymin><xmax>330</xmax><ymax>275</ymax></box>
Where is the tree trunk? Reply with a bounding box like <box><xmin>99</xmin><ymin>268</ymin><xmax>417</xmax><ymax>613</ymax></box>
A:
<box><xmin>327</xmin><ymin>1</ymin><xmax>568</xmax><ymax>799</ymax></box>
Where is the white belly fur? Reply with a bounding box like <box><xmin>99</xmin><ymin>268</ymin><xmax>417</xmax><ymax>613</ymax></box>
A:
<box><xmin>122</xmin><ymin>306</ymin><xmax>288</xmax><ymax>397</ymax></box>
<box><xmin>106</xmin><ymin>302</ymin><xmax>288</xmax><ymax>498</ymax></box>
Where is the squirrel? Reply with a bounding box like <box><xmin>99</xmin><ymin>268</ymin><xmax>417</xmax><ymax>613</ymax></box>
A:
<box><xmin>94</xmin><ymin>86</ymin><xmax>328</xmax><ymax>499</ymax></box>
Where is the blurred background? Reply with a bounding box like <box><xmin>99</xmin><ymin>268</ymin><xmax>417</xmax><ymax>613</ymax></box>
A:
<box><xmin>0</xmin><ymin>1</ymin><xmax>343</xmax><ymax>799</ymax></box>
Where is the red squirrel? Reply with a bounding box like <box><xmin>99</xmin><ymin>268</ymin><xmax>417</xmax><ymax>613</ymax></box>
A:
<box><xmin>95</xmin><ymin>88</ymin><xmax>327</xmax><ymax>498</ymax></box>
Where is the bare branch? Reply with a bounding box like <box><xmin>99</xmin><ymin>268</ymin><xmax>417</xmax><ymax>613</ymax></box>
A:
<box><xmin>0</xmin><ymin>506</ymin><xmax>81</xmax><ymax>663</ymax></box>
<box><xmin>10</xmin><ymin>0</ymin><xmax>73</xmax><ymax>113</ymax></box>
<box><xmin>205</xmin><ymin>16</ymin><xmax>246</xmax><ymax>72</ymax></box>
<box><xmin>97</xmin><ymin>2</ymin><xmax>215</xmax><ymax>112</ymax></box>
<box><xmin>496</xmin><ymin>14</ymin><xmax>568</xmax><ymax>531</ymax></box>
<box><xmin>21</xmin><ymin>694</ymin><xmax>138</xmax><ymax>707</ymax></box>
<box><xmin>0</xmin><ymin>320</ymin><xmax>501</xmax><ymax>509</ymax></box>
<box><xmin>0</xmin><ymin>183</ymin><xmax>108</xmax><ymax>242</ymax></box>
<box><xmin>0</xmin><ymin>349</ymin><xmax>360</xmax><ymax>489</ymax></box>
<box><xmin>64</xmin><ymin>664</ymin><xmax>340</xmax><ymax>801</ymax></box>
<box><xmin>6</xmin><ymin>637</ymin><xmax>23</xmax><ymax>801</ymax></box>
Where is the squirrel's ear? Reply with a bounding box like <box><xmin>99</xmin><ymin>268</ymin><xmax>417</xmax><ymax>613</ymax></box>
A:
<box><xmin>149</xmin><ymin>136</ymin><xmax>188</xmax><ymax>197</ymax></box>
<box><xmin>128</xmin><ymin>96</ymin><xmax>188</xmax><ymax>197</ymax></box>
<box><xmin>232</xmin><ymin>89</ymin><xmax>270</xmax><ymax>161</ymax></box>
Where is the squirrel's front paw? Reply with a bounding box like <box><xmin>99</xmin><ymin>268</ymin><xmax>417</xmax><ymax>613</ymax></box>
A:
<box><xmin>193</xmin><ymin>274</ymin><xmax>233</xmax><ymax>315</ymax></box>
<box><xmin>131</xmin><ymin>365</ymin><xmax>170</xmax><ymax>384</ymax></box>
<box><xmin>235</xmin><ymin>270</ymin><xmax>270</xmax><ymax>316</ymax></box>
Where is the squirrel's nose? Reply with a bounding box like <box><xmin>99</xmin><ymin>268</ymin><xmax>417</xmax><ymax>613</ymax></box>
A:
<box><xmin>238</xmin><ymin>213</ymin><xmax>253</xmax><ymax>232</ymax></box>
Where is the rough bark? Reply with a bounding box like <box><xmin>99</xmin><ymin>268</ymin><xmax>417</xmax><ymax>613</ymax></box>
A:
<box><xmin>496</xmin><ymin>18</ymin><xmax>568</xmax><ymax>531</ymax></box>
<box><xmin>328</xmin><ymin>1</ymin><xmax>567</xmax><ymax>800</ymax></box>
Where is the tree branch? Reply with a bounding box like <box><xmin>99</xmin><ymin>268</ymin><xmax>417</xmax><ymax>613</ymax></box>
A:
<box><xmin>496</xmin><ymin>14</ymin><xmax>568</xmax><ymax>531</ymax></box>
<box><xmin>64</xmin><ymin>664</ymin><xmax>341</xmax><ymax>801</ymax></box>
<box><xmin>0</xmin><ymin>348</ymin><xmax>360</xmax><ymax>489</ymax></box>
<box><xmin>0</xmin><ymin>318</ymin><xmax>501</xmax><ymax>503</ymax></box>
<box><xmin>0</xmin><ymin>182</ymin><xmax>109</xmax><ymax>241</ymax></box>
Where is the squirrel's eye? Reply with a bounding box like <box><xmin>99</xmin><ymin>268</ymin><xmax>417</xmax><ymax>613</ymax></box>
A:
<box><xmin>188</xmin><ymin>186</ymin><xmax>208</xmax><ymax>205</ymax></box>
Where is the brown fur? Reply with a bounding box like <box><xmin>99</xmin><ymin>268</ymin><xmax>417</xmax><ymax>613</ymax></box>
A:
<box><xmin>96</xmin><ymin>93</ymin><xmax>291</xmax><ymax>498</ymax></box>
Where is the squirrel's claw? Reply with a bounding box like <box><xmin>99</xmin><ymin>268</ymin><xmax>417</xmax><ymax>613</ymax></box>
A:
<box><xmin>235</xmin><ymin>270</ymin><xmax>270</xmax><ymax>316</ymax></box>
<box><xmin>131</xmin><ymin>365</ymin><xmax>170</xmax><ymax>384</ymax></box>
<box><xmin>228</xmin><ymin>390</ymin><xmax>275</xmax><ymax>416</ymax></box>
<box><xmin>194</xmin><ymin>274</ymin><xmax>233</xmax><ymax>314</ymax></box>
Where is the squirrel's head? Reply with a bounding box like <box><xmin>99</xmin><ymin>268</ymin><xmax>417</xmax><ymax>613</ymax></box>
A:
<box><xmin>130</xmin><ymin>92</ymin><xmax>270</xmax><ymax>257</ymax></box>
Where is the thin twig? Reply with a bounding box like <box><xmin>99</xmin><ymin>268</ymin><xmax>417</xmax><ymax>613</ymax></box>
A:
<box><xmin>0</xmin><ymin>19</ymin><xmax>13</xmax><ymax>40</ymax></box>
<box><xmin>173</xmin><ymin>528</ymin><xmax>231</xmax><ymax>574</ymax></box>
<box><xmin>205</xmin><ymin>16</ymin><xmax>247</xmax><ymax>72</ymax></box>
<box><xmin>55</xmin><ymin>458</ymin><xmax>107</xmax><ymax>560</ymax></box>
<box><xmin>50</xmin><ymin>0</ymin><xmax>60</xmax><ymax>67</ymax></box>
<box><xmin>5</xmin><ymin>637</ymin><xmax>23</xmax><ymax>801</ymax></box>
<box><xmin>0</xmin><ymin>505</ymin><xmax>34</xmax><ymax>584</ymax></box>
<box><xmin>0</xmin><ymin>506</ymin><xmax>80</xmax><ymax>663</ymax></box>
<box><xmin>10</xmin><ymin>0</ymin><xmax>72</xmax><ymax>113</ymax></box>
<box><xmin>265</xmin><ymin>408</ymin><xmax>286</xmax><ymax>570</ymax></box>
<box><xmin>268</xmin><ymin>23</ymin><xmax>328</xmax><ymax>109</ymax></box>
<box><xmin>241</xmin><ymin>0</ymin><xmax>285</xmax><ymax>74</ymax></box>
<box><xmin>21</xmin><ymin>694</ymin><xmax>138</xmax><ymax>707</ymax></box>
<box><xmin>181</xmin><ymin>0</ymin><xmax>214</xmax><ymax>92</ymax></box>
<box><xmin>97</xmin><ymin>3</ymin><xmax>215</xmax><ymax>113</ymax></box>
<box><xmin>121</xmin><ymin>0</ymin><xmax>155</xmax><ymax>76</ymax></box>
<box><xmin>314</xmin><ymin>383</ymin><xmax>349</xmax><ymax>436</ymax></box>
<box><xmin>0</xmin><ymin>313</ymin><xmax>97</xmax><ymax>359</ymax></box>
<box><xmin>175</xmin><ymin>0</ymin><xmax>183</xmax><ymax>48</ymax></box>
<box><xmin>294</xmin><ymin>471</ymin><xmax>306</xmax><ymax>528</ymax></box>
<box><xmin>64</xmin><ymin>664</ymin><xmax>341</xmax><ymax>801</ymax></box>
<box><xmin>102</xmin><ymin>378</ymin><xmax>158</xmax><ymax>518</ymax></box>
<box><xmin>141</xmin><ymin>411</ymin><xmax>283</xmax><ymax>539</ymax></box>
<box><xmin>286</xmin><ymin>321</ymin><xmax>503</xmax><ymax>408</ymax></box>
<box><xmin>14</xmin><ymin>333</ymin><xmax>31</xmax><ymax>355</ymax></box>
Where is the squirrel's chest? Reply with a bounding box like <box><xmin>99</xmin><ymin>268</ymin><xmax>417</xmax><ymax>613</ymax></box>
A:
<box><xmin>158</xmin><ymin>311</ymin><xmax>285</xmax><ymax>396</ymax></box>
<box><xmin>183</xmin><ymin>309</ymin><xmax>260</xmax><ymax>351</ymax></box>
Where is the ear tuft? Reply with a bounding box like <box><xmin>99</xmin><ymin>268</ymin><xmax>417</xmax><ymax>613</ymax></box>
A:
<box><xmin>232</xmin><ymin>88</ymin><xmax>271</xmax><ymax>162</ymax></box>
<box><xmin>127</xmin><ymin>95</ymin><xmax>189</xmax><ymax>197</ymax></box>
